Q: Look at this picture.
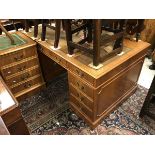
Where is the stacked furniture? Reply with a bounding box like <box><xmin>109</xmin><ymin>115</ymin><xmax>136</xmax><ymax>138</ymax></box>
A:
<box><xmin>64</xmin><ymin>19</ymin><xmax>125</xmax><ymax>67</ymax></box>
<box><xmin>140</xmin><ymin>75</ymin><xmax>155</xmax><ymax>120</ymax></box>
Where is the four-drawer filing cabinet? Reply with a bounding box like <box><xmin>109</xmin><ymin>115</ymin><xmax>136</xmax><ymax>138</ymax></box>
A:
<box><xmin>0</xmin><ymin>32</ymin><xmax>45</xmax><ymax>101</ymax></box>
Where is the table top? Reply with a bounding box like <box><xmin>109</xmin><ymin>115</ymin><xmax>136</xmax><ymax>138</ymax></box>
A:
<box><xmin>0</xmin><ymin>31</ymin><xmax>36</xmax><ymax>56</ymax></box>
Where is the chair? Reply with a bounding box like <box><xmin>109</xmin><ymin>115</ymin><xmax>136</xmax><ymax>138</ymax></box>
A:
<box><xmin>24</xmin><ymin>19</ymin><xmax>41</xmax><ymax>38</ymax></box>
<box><xmin>64</xmin><ymin>19</ymin><xmax>125</xmax><ymax>67</ymax></box>
<box><xmin>140</xmin><ymin>75</ymin><xmax>155</xmax><ymax>120</ymax></box>
<box><xmin>126</xmin><ymin>19</ymin><xmax>145</xmax><ymax>42</ymax></box>
<box><xmin>41</xmin><ymin>19</ymin><xmax>64</xmax><ymax>48</ymax></box>
<box><xmin>64</xmin><ymin>19</ymin><xmax>92</xmax><ymax>55</ymax></box>
<box><xmin>0</xmin><ymin>19</ymin><xmax>24</xmax><ymax>35</ymax></box>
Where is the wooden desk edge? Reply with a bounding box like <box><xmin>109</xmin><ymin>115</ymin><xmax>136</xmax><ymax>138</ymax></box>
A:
<box><xmin>38</xmin><ymin>39</ymin><xmax>151</xmax><ymax>79</ymax></box>
<box><xmin>0</xmin><ymin>76</ymin><xmax>18</xmax><ymax>116</ymax></box>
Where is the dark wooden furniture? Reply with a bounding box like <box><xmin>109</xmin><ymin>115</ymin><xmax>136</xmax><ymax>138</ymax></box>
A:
<box><xmin>0</xmin><ymin>31</ymin><xmax>45</xmax><ymax>101</ymax></box>
<box><xmin>140</xmin><ymin>75</ymin><xmax>155</xmax><ymax>120</ymax></box>
<box><xmin>0</xmin><ymin>75</ymin><xmax>29</xmax><ymax>135</ymax></box>
<box><xmin>41</xmin><ymin>19</ymin><xmax>62</xmax><ymax>48</ymax></box>
<box><xmin>64</xmin><ymin>19</ymin><xmax>125</xmax><ymax>67</ymax></box>
<box><xmin>0</xmin><ymin>117</ymin><xmax>10</xmax><ymax>135</ymax></box>
<box><xmin>24</xmin><ymin>19</ymin><xmax>42</xmax><ymax>38</ymax></box>
<box><xmin>0</xmin><ymin>19</ymin><xmax>24</xmax><ymax>35</ymax></box>
<box><xmin>126</xmin><ymin>19</ymin><xmax>145</xmax><ymax>42</ymax></box>
<box><xmin>64</xmin><ymin>19</ymin><xmax>92</xmax><ymax>55</ymax></box>
<box><xmin>38</xmin><ymin>37</ymin><xmax>150</xmax><ymax>128</ymax></box>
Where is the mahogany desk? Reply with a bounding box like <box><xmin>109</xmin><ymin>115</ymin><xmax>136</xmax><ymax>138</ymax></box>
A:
<box><xmin>36</xmin><ymin>38</ymin><xmax>150</xmax><ymax>128</ymax></box>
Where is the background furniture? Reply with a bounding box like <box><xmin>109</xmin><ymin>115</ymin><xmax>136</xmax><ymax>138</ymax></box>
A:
<box><xmin>126</xmin><ymin>19</ymin><xmax>145</xmax><ymax>42</ymax></box>
<box><xmin>41</xmin><ymin>19</ymin><xmax>62</xmax><ymax>48</ymax></box>
<box><xmin>24</xmin><ymin>19</ymin><xmax>41</xmax><ymax>38</ymax></box>
<box><xmin>0</xmin><ymin>19</ymin><xmax>24</xmax><ymax>35</ymax></box>
<box><xmin>140</xmin><ymin>75</ymin><xmax>155</xmax><ymax>120</ymax></box>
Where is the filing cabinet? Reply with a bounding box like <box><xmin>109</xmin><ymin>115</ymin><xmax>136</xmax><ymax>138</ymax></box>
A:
<box><xmin>0</xmin><ymin>32</ymin><xmax>45</xmax><ymax>101</ymax></box>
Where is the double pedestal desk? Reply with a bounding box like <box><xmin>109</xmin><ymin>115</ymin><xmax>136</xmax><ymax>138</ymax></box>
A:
<box><xmin>38</xmin><ymin>39</ymin><xmax>150</xmax><ymax>128</ymax></box>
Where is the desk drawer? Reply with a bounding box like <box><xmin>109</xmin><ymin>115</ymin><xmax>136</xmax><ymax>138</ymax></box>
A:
<box><xmin>1</xmin><ymin>58</ymin><xmax>39</xmax><ymax>77</ymax></box>
<box><xmin>42</xmin><ymin>47</ymin><xmax>67</xmax><ymax>69</ymax></box>
<box><xmin>51</xmin><ymin>52</ymin><xmax>67</xmax><ymax>68</ymax></box>
<box><xmin>68</xmin><ymin>63</ymin><xmax>94</xmax><ymax>85</ymax></box>
<box><xmin>70</xmin><ymin>94</ymin><xmax>93</xmax><ymax>120</ymax></box>
<box><xmin>6</xmin><ymin>67</ymin><xmax>41</xmax><ymax>86</ymax></box>
<box><xmin>68</xmin><ymin>73</ymin><xmax>94</xmax><ymax>100</ymax></box>
<box><xmin>70</xmin><ymin>84</ymin><xmax>93</xmax><ymax>111</ymax></box>
<box><xmin>11</xmin><ymin>75</ymin><xmax>43</xmax><ymax>94</ymax></box>
<box><xmin>0</xmin><ymin>46</ymin><xmax>36</xmax><ymax>67</ymax></box>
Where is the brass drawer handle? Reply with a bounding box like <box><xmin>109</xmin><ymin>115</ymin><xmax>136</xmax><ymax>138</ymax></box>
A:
<box><xmin>7</xmin><ymin>71</ymin><xmax>11</xmax><ymax>74</ymax></box>
<box><xmin>80</xmin><ymin>73</ymin><xmax>84</xmax><ymax>77</ymax></box>
<box><xmin>14</xmin><ymin>55</ymin><xmax>24</xmax><ymax>61</ymax></box>
<box><xmin>76</xmin><ymin>82</ymin><xmax>80</xmax><ymax>87</ymax></box>
<box><xmin>81</xmin><ymin>86</ymin><xmax>84</xmax><ymax>91</ymax></box>
<box><xmin>75</xmin><ymin>69</ymin><xmax>84</xmax><ymax>77</ymax></box>
<box><xmin>24</xmin><ymin>83</ymin><xmax>31</xmax><ymax>88</ymax></box>
<box><xmin>80</xmin><ymin>97</ymin><xmax>84</xmax><ymax>102</ymax></box>
<box><xmin>18</xmin><ymin>65</ymin><xmax>26</xmax><ymax>71</ymax></box>
<box><xmin>21</xmin><ymin>73</ymin><xmax>30</xmax><ymax>80</ymax></box>
<box><xmin>13</xmin><ymin>80</ymin><xmax>17</xmax><ymax>83</ymax></box>
<box><xmin>76</xmin><ymin>69</ymin><xmax>79</xmax><ymax>75</ymax></box>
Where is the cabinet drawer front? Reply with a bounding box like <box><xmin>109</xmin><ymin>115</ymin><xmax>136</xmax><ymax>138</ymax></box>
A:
<box><xmin>42</xmin><ymin>47</ymin><xmax>67</xmax><ymax>69</ymax></box>
<box><xmin>6</xmin><ymin>67</ymin><xmax>41</xmax><ymax>86</ymax></box>
<box><xmin>0</xmin><ymin>46</ymin><xmax>36</xmax><ymax>67</ymax></box>
<box><xmin>1</xmin><ymin>58</ymin><xmax>39</xmax><ymax>77</ymax></box>
<box><xmin>68</xmin><ymin>63</ymin><xmax>94</xmax><ymax>85</ymax></box>
<box><xmin>70</xmin><ymin>84</ymin><xmax>93</xmax><ymax>111</ymax></box>
<box><xmin>52</xmin><ymin>53</ymin><xmax>67</xmax><ymax>69</ymax></box>
<box><xmin>68</xmin><ymin>73</ymin><xmax>94</xmax><ymax>100</ymax></box>
<box><xmin>11</xmin><ymin>76</ymin><xmax>43</xmax><ymax>94</ymax></box>
<box><xmin>70</xmin><ymin>94</ymin><xmax>93</xmax><ymax>120</ymax></box>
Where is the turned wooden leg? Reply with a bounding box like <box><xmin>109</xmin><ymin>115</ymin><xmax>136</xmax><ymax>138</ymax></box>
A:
<box><xmin>25</xmin><ymin>20</ymin><xmax>29</xmax><ymax>32</ymax></box>
<box><xmin>0</xmin><ymin>28</ymin><xmax>2</xmax><ymax>35</ymax></box>
<box><xmin>93</xmin><ymin>19</ymin><xmax>101</xmax><ymax>66</ymax></box>
<box><xmin>64</xmin><ymin>19</ymin><xmax>74</xmax><ymax>55</ymax></box>
<box><xmin>34</xmin><ymin>19</ymin><xmax>38</xmax><ymax>38</ymax></box>
<box><xmin>62</xmin><ymin>20</ymin><xmax>65</xmax><ymax>30</ymax></box>
<box><xmin>54</xmin><ymin>19</ymin><xmax>61</xmax><ymax>48</ymax></box>
<box><xmin>87</xmin><ymin>20</ymin><xmax>93</xmax><ymax>43</ymax></box>
<box><xmin>41</xmin><ymin>19</ymin><xmax>47</xmax><ymax>41</ymax></box>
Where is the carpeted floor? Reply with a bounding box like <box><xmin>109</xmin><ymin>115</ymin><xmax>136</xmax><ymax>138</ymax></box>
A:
<box><xmin>19</xmin><ymin>73</ymin><xmax>155</xmax><ymax>135</ymax></box>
